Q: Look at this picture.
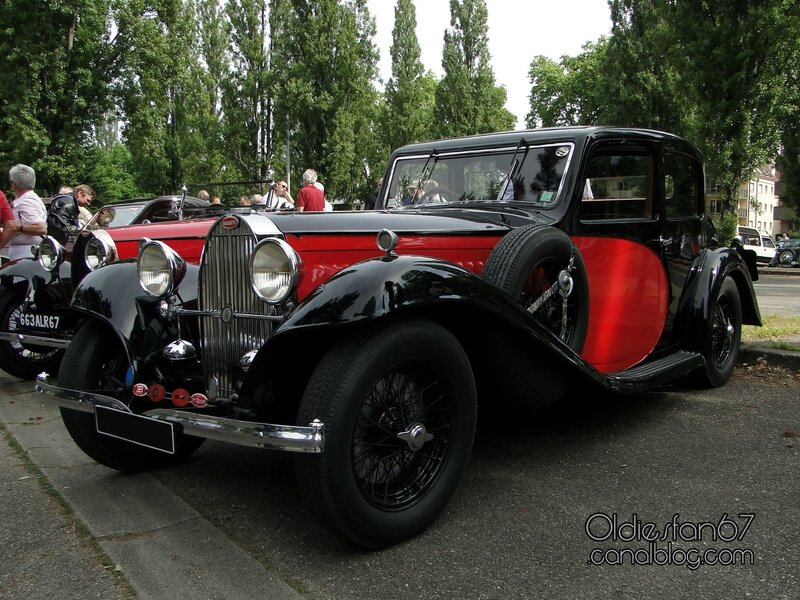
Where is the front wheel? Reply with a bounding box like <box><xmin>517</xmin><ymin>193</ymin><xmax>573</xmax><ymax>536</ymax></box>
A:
<box><xmin>294</xmin><ymin>318</ymin><xmax>477</xmax><ymax>548</ymax></box>
<box><xmin>0</xmin><ymin>286</ymin><xmax>64</xmax><ymax>380</ymax></box>
<box><xmin>58</xmin><ymin>320</ymin><xmax>204</xmax><ymax>473</ymax></box>
<box><xmin>697</xmin><ymin>278</ymin><xmax>742</xmax><ymax>387</ymax></box>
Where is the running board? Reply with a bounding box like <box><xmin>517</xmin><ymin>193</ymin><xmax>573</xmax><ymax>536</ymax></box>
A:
<box><xmin>0</xmin><ymin>331</ymin><xmax>71</xmax><ymax>349</ymax></box>
<box><xmin>604</xmin><ymin>351</ymin><xmax>704</xmax><ymax>392</ymax></box>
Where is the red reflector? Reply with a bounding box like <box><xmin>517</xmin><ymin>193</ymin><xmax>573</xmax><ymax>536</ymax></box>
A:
<box><xmin>222</xmin><ymin>215</ymin><xmax>239</xmax><ymax>230</ymax></box>
<box><xmin>190</xmin><ymin>393</ymin><xmax>208</xmax><ymax>408</ymax></box>
<box><xmin>148</xmin><ymin>384</ymin><xmax>166</xmax><ymax>403</ymax></box>
<box><xmin>171</xmin><ymin>388</ymin><xmax>190</xmax><ymax>407</ymax></box>
<box><xmin>132</xmin><ymin>383</ymin><xmax>148</xmax><ymax>397</ymax></box>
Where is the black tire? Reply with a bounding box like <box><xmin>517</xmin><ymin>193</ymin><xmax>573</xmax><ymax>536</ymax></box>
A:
<box><xmin>482</xmin><ymin>225</ymin><xmax>590</xmax><ymax>353</ymax></box>
<box><xmin>0</xmin><ymin>286</ymin><xmax>64</xmax><ymax>380</ymax></box>
<box><xmin>697</xmin><ymin>278</ymin><xmax>742</xmax><ymax>387</ymax></box>
<box><xmin>294</xmin><ymin>318</ymin><xmax>477</xmax><ymax>549</ymax></box>
<box><xmin>58</xmin><ymin>320</ymin><xmax>204</xmax><ymax>473</ymax></box>
<box><xmin>778</xmin><ymin>249</ymin><xmax>795</xmax><ymax>265</ymax></box>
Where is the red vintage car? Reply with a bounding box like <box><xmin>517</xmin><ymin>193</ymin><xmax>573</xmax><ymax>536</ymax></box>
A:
<box><xmin>37</xmin><ymin>127</ymin><xmax>760</xmax><ymax>548</ymax></box>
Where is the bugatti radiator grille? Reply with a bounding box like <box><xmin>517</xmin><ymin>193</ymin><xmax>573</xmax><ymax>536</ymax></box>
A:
<box><xmin>198</xmin><ymin>218</ymin><xmax>274</xmax><ymax>397</ymax></box>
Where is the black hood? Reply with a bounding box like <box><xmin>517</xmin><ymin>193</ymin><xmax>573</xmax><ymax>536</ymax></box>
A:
<box><xmin>264</xmin><ymin>206</ymin><xmax>553</xmax><ymax>236</ymax></box>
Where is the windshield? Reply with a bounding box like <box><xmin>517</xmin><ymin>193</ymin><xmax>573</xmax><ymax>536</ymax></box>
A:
<box><xmin>383</xmin><ymin>143</ymin><xmax>573</xmax><ymax>208</ymax></box>
<box><xmin>85</xmin><ymin>205</ymin><xmax>145</xmax><ymax>229</ymax></box>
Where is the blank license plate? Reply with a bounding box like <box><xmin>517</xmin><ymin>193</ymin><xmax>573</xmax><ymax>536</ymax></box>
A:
<box><xmin>95</xmin><ymin>406</ymin><xmax>176</xmax><ymax>454</ymax></box>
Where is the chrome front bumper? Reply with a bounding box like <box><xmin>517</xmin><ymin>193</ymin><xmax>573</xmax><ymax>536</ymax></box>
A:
<box><xmin>35</xmin><ymin>373</ymin><xmax>324</xmax><ymax>454</ymax></box>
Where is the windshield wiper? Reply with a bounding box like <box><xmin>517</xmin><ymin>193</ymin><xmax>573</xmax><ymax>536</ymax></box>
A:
<box><xmin>409</xmin><ymin>149</ymin><xmax>438</xmax><ymax>205</ymax></box>
<box><xmin>497</xmin><ymin>138</ymin><xmax>529</xmax><ymax>201</ymax></box>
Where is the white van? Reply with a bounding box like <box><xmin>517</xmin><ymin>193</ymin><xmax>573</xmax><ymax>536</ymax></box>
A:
<box><xmin>737</xmin><ymin>226</ymin><xmax>775</xmax><ymax>263</ymax></box>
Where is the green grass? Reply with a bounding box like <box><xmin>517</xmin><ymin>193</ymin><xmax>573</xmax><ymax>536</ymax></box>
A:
<box><xmin>742</xmin><ymin>314</ymin><xmax>800</xmax><ymax>350</ymax></box>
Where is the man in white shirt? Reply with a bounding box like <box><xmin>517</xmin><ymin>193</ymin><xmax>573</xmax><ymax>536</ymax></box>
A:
<box><xmin>7</xmin><ymin>164</ymin><xmax>46</xmax><ymax>261</ymax></box>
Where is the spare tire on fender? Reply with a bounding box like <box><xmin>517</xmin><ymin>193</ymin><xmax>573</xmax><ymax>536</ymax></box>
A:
<box><xmin>482</xmin><ymin>225</ymin><xmax>590</xmax><ymax>353</ymax></box>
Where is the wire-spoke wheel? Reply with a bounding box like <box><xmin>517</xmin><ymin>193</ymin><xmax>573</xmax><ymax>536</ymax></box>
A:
<box><xmin>353</xmin><ymin>365</ymin><xmax>452</xmax><ymax>509</ymax></box>
<box><xmin>0</xmin><ymin>287</ymin><xmax>64</xmax><ymax>380</ymax></box>
<box><xmin>697</xmin><ymin>277</ymin><xmax>742</xmax><ymax>387</ymax></box>
<box><xmin>295</xmin><ymin>318</ymin><xmax>476</xmax><ymax>549</ymax></box>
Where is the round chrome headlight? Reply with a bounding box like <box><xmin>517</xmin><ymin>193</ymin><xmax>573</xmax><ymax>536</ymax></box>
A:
<box><xmin>137</xmin><ymin>239</ymin><xmax>186</xmax><ymax>297</ymax></box>
<box><xmin>250</xmin><ymin>238</ymin><xmax>301</xmax><ymax>303</ymax></box>
<box><xmin>84</xmin><ymin>235</ymin><xmax>114</xmax><ymax>271</ymax></box>
<box><xmin>38</xmin><ymin>236</ymin><xmax>65</xmax><ymax>272</ymax></box>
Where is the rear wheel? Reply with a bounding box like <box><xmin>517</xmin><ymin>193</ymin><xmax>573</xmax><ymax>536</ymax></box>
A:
<box><xmin>778</xmin><ymin>249</ymin><xmax>796</xmax><ymax>265</ymax></box>
<box><xmin>294</xmin><ymin>318</ymin><xmax>477</xmax><ymax>548</ymax></box>
<box><xmin>697</xmin><ymin>278</ymin><xmax>742</xmax><ymax>387</ymax></box>
<box><xmin>59</xmin><ymin>320</ymin><xmax>204</xmax><ymax>473</ymax></box>
<box><xmin>0</xmin><ymin>286</ymin><xmax>64</xmax><ymax>380</ymax></box>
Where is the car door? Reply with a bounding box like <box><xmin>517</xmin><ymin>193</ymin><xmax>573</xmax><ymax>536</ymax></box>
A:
<box><xmin>571</xmin><ymin>139</ymin><xmax>668</xmax><ymax>372</ymax></box>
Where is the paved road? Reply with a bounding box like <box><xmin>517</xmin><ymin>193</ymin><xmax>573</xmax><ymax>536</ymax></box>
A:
<box><xmin>2</xmin><ymin>365</ymin><xmax>798</xmax><ymax>599</ymax></box>
<box><xmin>753</xmin><ymin>271</ymin><xmax>800</xmax><ymax>316</ymax></box>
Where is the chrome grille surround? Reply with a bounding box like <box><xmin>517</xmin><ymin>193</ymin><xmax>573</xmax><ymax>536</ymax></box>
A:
<box><xmin>198</xmin><ymin>215</ymin><xmax>283</xmax><ymax>398</ymax></box>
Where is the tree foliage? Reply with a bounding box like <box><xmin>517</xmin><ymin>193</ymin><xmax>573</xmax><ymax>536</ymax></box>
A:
<box><xmin>434</xmin><ymin>0</ymin><xmax>514</xmax><ymax>138</ymax></box>
<box><xmin>527</xmin><ymin>0</ymin><xmax>799</xmax><ymax>214</ymax></box>
<box><xmin>0</xmin><ymin>0</ymin><xmax>117</xmax><ymax>193</ymax></box>
<box><xmin>382</xmin><ymin>0</ymin><xmax>432</xmax><ymax>151</ymax></box>
<box><xmin>0</xmin><ymin>0</ymin><xmax>795</xmax><ymax>210</ymax></box>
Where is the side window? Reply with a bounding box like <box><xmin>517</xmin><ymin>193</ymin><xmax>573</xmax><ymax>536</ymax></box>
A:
<box><xmin>665</xmin><ymin>152</ymin><xmax>700</xmax><ymax>218</ymax></box>
<box><xmin>579</xmin><ymin>153</ymin><xmax>653</xmax><ymax>220</ymax></box>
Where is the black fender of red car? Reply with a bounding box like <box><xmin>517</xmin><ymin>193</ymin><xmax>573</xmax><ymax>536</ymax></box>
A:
<box><xmin>245</xmin><ymin>254</ymin><xmax>585</xmax><ymax>408</ymax></box>
<box><xmin>0</xmin><ymin>255</ymin><xmax>71</xmax><ymax>287</ymax></box>
<box><xmin>68</xmin><ymin>260</ymin><xmax>200</xmax><ymax>366</ymax></box>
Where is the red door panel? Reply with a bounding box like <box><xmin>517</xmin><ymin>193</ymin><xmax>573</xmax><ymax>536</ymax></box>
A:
<box><xmin>573</xmin><ymin>236</ymin><xmax>668</xmax><ymax>373</ymax></box>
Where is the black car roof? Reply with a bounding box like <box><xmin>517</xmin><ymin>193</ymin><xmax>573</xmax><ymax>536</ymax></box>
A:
<box><xmin>388</xmin><ymin>126</ymin><xmax>701</xmax><ymax>160</ymax></box>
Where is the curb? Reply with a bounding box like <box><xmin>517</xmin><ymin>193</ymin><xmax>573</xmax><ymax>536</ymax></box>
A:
<box><xmin>740</xmin><ymin>344</ymin><xmax>800</xmax><ymax>371</ymax></box>
<box><xmin>0</xmin><ymin>374</ymin><xmax>303</xmax><ymax>600</ymax></box>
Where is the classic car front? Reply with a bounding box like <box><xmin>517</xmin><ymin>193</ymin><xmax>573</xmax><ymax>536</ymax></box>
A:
<box><xmin>36</xmin><ymin>127</ymin><xmax>761</xmax><ymax>549</ymax></box>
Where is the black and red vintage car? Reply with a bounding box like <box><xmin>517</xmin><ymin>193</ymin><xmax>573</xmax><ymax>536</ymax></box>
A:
<box><xmin>0</xmin><ymin>195</ymin><xmax>215</xmax><ymax>379</ymax></box>
<box><xmin>37</xmin><ymin>127</ymin><xmax>760</xmax><ymax>548</ymax></box>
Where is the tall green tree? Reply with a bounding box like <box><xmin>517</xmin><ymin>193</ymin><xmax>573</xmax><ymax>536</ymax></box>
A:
<box><xmin>191</xmin><ymin>0</ymin><xmax>230</xmax><ymax>184</ymax></box>
<box><xmin>383</xmin><ymin>0</ymin><xmax>432</xmax><ymax>151</ymax></box>
<box><xmin>671</xmin><ymin>0</ymin><xmax>793</xmax><ymax>211</ymax></box>
<box><xmin>0</xmin><ymin>0</ymin><xmax>117</xmax><ymax>193</ymax></box>
<box><xmin>526</xmin><ymin>41</ymin><xmax>609</xmax><ymax>128</ymax></box>
<box><xmin>274</xmin><ymin>0</ymin><xmax>379</xmax><ymax>199</ymax></box>
<box><xmin>434</xmin><ymin>0</ymin><xmax>514</xmax><ymax>138</ymax></box>
<box><xmin>222</xmin><ymin>0</ymin><xmax>274</xmax><ymax>184</ymax></box>
<box><xmin>117</xmin><ymin>0</ymin><xmax>206</xmax><ymax>194</ymax></box>
<box><xmin>776</xmin><ymin>5</ymin><xmax>800</xmax><ymax>222</ymax></box>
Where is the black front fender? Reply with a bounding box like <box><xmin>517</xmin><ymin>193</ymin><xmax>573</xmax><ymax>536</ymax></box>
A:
<box><xmin>275</xmin><ymin>254</ymin><xmax>513</xmax><ymax>334</ymax></box>
<box><xmin>244</xmin><ymin>254</ymin><xmax>589</xmax><ymax>410</ymax></box>
<box><xmin>0</xmin><ymin>256</ymin><xmax>70</xmax><ymax>287</ymax></box>
<box><xmin>71</xmin><ymin>260</ymin><xmax>200</xmax><ymax>353</ymax></box>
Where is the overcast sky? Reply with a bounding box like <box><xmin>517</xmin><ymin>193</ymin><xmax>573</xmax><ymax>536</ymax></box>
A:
<box><xmin>366</xmin><ymin>0</ymin><xmax>612</xmax><ymax>129</ymax></box>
